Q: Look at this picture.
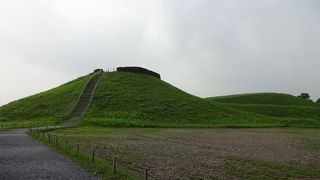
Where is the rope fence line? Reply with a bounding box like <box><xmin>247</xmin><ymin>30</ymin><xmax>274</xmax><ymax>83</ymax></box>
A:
<box><xmin>0</xmin><ymin>123</ymin><xmax>56</xmax><ymax>130</ymax></box>
<box><xmin>28</xmin><ymin>127</ymin><xmax>160</xmax><ymax>180</ymax></box>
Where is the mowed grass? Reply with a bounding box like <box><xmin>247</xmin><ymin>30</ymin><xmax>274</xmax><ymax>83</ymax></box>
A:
<box><xmin>0</xmin><ymin>74</ymin><xmax>93</xmax><ymax>126</ymax></box>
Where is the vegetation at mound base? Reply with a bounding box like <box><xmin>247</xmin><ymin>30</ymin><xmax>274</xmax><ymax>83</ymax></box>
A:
<box><xmin>0</xmin><ymin>74</ymin><xmax>93</xmax><ymax>125</ymax></box>
<box><xmin>209</xmin><ymin>93</ymin><xmax>318</xmax><ymax>106</ymax></box>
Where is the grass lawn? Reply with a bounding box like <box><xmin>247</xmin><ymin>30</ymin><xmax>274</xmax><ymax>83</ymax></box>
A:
<box><xmin>208</xmin><ymin>93</ymin><xmax>319</xmax><ymax>106</ymax></box>
<box><xmin>2</xmin><ymin>71</ymin><xmax>320</xmax><ymax>128</ymax></box>
<box><xmin>79</xmin><ymin>72</ymin><xmax>320</xmax><ymax>128</ymax></box>
<box><xmin>0</xmin><ymin>74</ymin><xmax>93</xmax><ymax>127</ymax></box>
<box><xmin>84</xmin><ymin>72</ymin><xmax>262</xmax><ymax>125</ymax></box>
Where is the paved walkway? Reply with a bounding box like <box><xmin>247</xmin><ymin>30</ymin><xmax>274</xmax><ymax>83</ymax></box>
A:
<box><xmin>0</xmin><ymin>129</ymin><xmax>99</xmax><ymax>180</ymax></box>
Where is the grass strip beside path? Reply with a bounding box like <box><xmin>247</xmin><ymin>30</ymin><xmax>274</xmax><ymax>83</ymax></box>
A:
<box><xmin>28</xmin><ymin>130</ymin><xmax>140</xmax><ymax>180</ymax></box>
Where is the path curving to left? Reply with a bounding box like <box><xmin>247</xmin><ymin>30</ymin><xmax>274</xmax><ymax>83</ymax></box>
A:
<box><xmin>0</xmin><ymin>129</ymin><xmax>99</xmax><ymax>180</ymax></box>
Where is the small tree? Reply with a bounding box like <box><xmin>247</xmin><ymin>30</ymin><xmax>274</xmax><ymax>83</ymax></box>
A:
<box><xmin>298</xmin><ymin>93</ymin><xmax>310</xmax><ymax>100</ymax></box>
<box><xmin>316</xmin><ymin>98</ymin><xmax>320</xmax><ymax>104</ymax></box>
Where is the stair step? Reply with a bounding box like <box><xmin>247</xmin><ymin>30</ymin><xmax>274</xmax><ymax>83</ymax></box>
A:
<box><xmin>62</xmin><ymin>72</ymin><xmax>103</xmax><ymax>125</ymax></box>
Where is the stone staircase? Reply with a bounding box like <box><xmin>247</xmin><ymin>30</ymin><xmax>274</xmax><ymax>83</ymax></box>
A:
<box><xmin>63</xmin><ymin>72</ymin><xmax>103</xmax><ymax>126</ymax></box>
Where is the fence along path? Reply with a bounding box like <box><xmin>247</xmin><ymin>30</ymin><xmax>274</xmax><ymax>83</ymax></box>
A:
<box><xmin>28</xmin><ymin>128</ymin><xmax>160</xmax><ymax>180</ymax></box>
<box><xmin>63</xmin><ymin>72</ymin><xmax>103</xmax><ymax>126</ymax></box>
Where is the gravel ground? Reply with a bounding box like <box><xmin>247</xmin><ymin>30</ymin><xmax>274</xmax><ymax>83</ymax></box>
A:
<box><xmin>76</xmin><ymin>128</ymin><xmax>320</xmax><ymax>179</ymax></box>
<box><xmin>0</xmin><ymin>129</ymin><xmax>99</xmax><ymax>180</ymax></box>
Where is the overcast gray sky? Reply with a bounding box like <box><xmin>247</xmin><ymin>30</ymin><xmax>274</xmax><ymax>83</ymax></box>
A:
<box><xmin>1</xmin><ymin>0</ymin><xmax>320</xmax><ymax>106</ymax></box>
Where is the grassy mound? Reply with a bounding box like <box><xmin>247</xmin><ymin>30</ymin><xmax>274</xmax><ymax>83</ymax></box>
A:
<box><xmin>227</xmin><ymin>104</ymin><xmax>320</xmax><ymax>119</ymax></box>
<box><xmin>0</xmin><ymin>74</ymin><xmax>93</xmax><ymax>125</ymax></box>
<box><xmin>208</xmin><ymin>93</ymin><xmax>320</xmax><ymax>123</ymax></box>
<box><xmin>1</xmin><ymin>71</ymin><xmax>319</xmax><ymax>128</ymax></box>
<box><xmin>83</xmin><ymin>72</ymin><xmax>255</xmax><ymax>127</ymax></box>
<box><xmin>82</xmin><ymin>72</ymin><xmax>320</xmax><ymax>128</ymax></box>
<box><xmin>209</xmin><ymin>93</ymin><xmax>317</xmax><ymax>106</ymax></box>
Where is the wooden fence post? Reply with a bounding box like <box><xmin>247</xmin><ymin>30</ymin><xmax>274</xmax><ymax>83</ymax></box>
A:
<box><xmin>48</xmin><ymin>133</ymin><xmax>51</xmax><ymax>142</ymax></box>
<box><xmin>92</xmin><ymin>150</ymin><xmax>95</xmax><ymax>162</ymax></box>
<box><xmin>56</xmin><ymin>136</ymin><xmax>59</xmax><ymax>143</ymax></box>
<box><xmin>113</xmin><ymin>157</ymin><xmax>117</xmax><ymax>175</ymax></box>
<box><xmin>145</xmin><ymin>169</ymin><xmax>149</xmax><ymax>180</ymax></box>
<box><xmin>65</xmin><ymin>139</ymin><xmax>68</xmax><ymax>145</ymax></box>
<box><xmin>77</xmin><ymin>144</ymin><xmax>80</xmax><ymax>156</ymax></box>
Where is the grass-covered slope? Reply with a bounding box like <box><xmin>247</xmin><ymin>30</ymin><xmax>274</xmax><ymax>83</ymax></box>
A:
<box><xmin>208</xmin><ymin>93</ymin><xmax>320</xmax><ymax>120</ymax></box>
<box><xmin>227</xmin><ymin>104</ymin><xmax>320</xmax><ymax>119</ymax></box>
<box><xmin>1</xmin><ymin>70</ymin><xmax>319</xmax><ymax>128</ymax></box>
<box><xmin>209</xmin><ymin>93</ymin><xmax>317</xmax><ymax>106</ymax></box>
<box><xmin>83</xmin><ymin>72</ymin><xmax>254</xmax><ymax>127</ymax></box>
<box><xmin>0</xmin><ymin>74</ymin><xmax>93</xmax><ymax>125</ymax></box>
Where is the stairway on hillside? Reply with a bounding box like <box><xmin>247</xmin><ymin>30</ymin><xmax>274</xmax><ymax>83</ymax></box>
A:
<box><xmin>63</xmin><ymin>72</ymin><xmax>103</xmax><ymax>125</ymax></box>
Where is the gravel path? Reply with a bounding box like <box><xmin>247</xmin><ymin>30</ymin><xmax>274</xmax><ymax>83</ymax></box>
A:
<box><xmin>0</xmin><ymin>129</ymin><xmax>99</xmax><ymax>180</ymax></box>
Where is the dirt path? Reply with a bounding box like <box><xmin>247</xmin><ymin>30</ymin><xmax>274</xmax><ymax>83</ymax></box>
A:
<box><xmin>0</xmin><ymin>129</ymin><xmax>99</xmax><ymax>180</ymax></box>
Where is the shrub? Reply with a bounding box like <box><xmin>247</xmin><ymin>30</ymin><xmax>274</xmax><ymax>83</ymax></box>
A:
<box><xmin>117</xmin><ymin>66</ymin><xmax>161</xmax><ymax>79</ymax></box>
<box><xmin>298</xmin><ymin>93</ymin><xmax>310</xmax><ymax>100</ymax></box>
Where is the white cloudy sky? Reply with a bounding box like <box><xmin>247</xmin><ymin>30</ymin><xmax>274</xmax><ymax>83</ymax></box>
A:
<box><xmin>0</xmin><ymin>0</ymin><xmax>320</xmax><ymax>106</ymax></box>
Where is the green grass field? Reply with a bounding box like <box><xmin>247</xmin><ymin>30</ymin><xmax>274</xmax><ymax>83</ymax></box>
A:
<box><xmin>207</xmin><ymin>93</ymin><xmax>320</xmax><ymax>127</ymax></box>
<box><xmin>84</xmin><ymin>72</ymin><xmax>243</xmax><ymax>123</ymax></box>
<box><xmin>0</xmin><ymin>73</ymin><xmax>93</xmax><ymax>127</ymax></box>
<box><xmin>1</xmin><ymin>71</ymin><xmax>320</xmax><ymax>128</ymax></box>
<box><xmin>225</xmin><ymin>103</ymin><xmax>320</xmax><ymax>118</ymax></box>
<box><xmin>208</xmin><ymin>93</ymin><xmax>318</xmax><ymax>106</ymax></box>
<box><xmin>81</xmin><ymin>72</ymin><xmax>320</xmax><ymax>128</ymax></box>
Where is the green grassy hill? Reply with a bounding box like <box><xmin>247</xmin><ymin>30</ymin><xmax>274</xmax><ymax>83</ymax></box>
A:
<box><xmin>82</xmin><ymin>72</ymin><xmax>320</xmax><ymax>128</ymax></box>
<box><xmin>208</xmin><ymin>93</ymin><xmax>317</xmax><ymax>106</ymax></box>
<box><xmin>226</xmin><ymin>104</ymin><xmax>320</xmax><ymax>118</ymax></box>
<box><xmin>1</xmin><ymin>71</ymin><xmax>319</xmax><ymax>128</ymax></box>
<box><xmin>0</xmin><ymin>74</ymin><xmax>93</xmax><ymax>126</ymax></box>
<box><xmin>83</xmin><ymin>72</ymin><xmax>252</xmax><ymax>127</ymax></box>
<box><xmin>207</xmin><ymin>93</ymin><xmax>320</xmax><ymax>121</ymax></box>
